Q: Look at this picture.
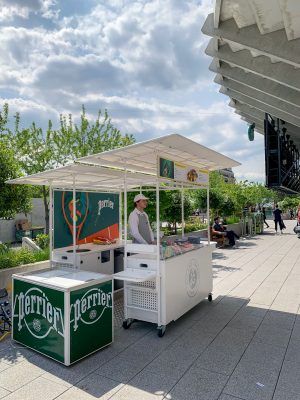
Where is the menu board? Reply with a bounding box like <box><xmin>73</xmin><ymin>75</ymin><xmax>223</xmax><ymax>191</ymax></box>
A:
<box><xmin>159</xmin><ymin>157</ymin><xmax>208</xmax><ymax>186</ymax></box>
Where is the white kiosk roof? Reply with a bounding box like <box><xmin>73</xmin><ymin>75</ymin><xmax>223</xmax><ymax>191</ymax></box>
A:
<box><xmin>78</xmin><ymin>134</ymin><xmax>240</xmax><ymax>173</ymax></box>
<box><xmin>7</xmin><ymin>134</ymin><xmax>240</xmax><ymax>190</ymax></box>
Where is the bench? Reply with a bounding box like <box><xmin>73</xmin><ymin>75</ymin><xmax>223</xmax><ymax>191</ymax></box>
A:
<box><xmin>210</xmin><ymin>227</ymin><xmax>229</xmax><ymax>248</ymax></box>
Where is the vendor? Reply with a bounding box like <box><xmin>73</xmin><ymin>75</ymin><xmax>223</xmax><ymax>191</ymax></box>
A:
<box><xmin>129</xmin><ymin>194</ymin><xmax>154</xmax><ymax>244</ymax></box>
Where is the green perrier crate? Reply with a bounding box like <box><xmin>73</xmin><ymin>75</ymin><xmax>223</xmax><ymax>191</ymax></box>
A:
<box><xmin>12</xmin><ymin>271</ymin><xmax>113</xmax><ymax>365</ymax></box>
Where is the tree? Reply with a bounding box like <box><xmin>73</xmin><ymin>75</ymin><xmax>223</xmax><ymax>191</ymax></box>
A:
<box><xmin>0</xmin><ymin>141</ymin><xmax>32</xmax><ymax>218</ymax></box>
<box><xmin>279</xmin><ymin>196</ymin><xmax>300</xmax><ymax>211</ymax></box>
<box><xmin>1</xmin><ymin>103</ymin><xmax>135</xmax><ymax>232</ymax></box>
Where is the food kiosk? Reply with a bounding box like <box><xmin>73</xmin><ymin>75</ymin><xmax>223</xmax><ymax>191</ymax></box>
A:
<box><xmin>8</xmin><ymin>134</ymin><xmax>240</xmax><ymax>359</ymax></box>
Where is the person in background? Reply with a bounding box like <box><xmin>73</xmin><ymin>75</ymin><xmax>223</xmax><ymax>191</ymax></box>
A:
<box><xmin>129</xmin><ymin>194</ymin><xmax>155</xmax><ymax>244</ymax></box>
<box><xmin>297</xmin><ymin>205</ymin><xmax>300</xmax><ymax>225</ymax></box>
<box><xmin>262</xmin><ymin>207</ymin><xmax>269</xmax><ymax>228</ymax></box>
<box><xmin>212</xmin><ymin>216</ymin><xmax>240</xmax><ymax>248</ymax></box>
<box><xmin>273</xmin><ymin>205</ymin><xmax>283</xmax><ymax>234</ymax></box>
<box><xmin>290</xmin><ymin>209</ymin><xmax>294</xmax><ymax>219</ymax></box>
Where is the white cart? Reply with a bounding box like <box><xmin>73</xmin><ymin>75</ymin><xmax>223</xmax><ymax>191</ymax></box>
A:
<box><xmin>115</xmin><ymin>243</ymin><xmax>215</xmax><ymax>336</ymax></box>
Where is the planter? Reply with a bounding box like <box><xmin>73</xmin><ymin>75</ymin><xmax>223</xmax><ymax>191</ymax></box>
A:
<box><xmin>0</xmin><ymin>260</ymin><xmax>49</xmax><ymax>292</ymax></box>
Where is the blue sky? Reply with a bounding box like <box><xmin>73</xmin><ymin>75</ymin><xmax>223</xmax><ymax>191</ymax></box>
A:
<box><xmin>0</xmin><ymin>0</ymin><xmax>265</xmax><ymax>181</ymax></box>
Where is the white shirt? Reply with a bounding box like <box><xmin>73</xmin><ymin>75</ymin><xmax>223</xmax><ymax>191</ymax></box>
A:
<box><xmin>128</xmin><ymin>208</ymin><xmax>154</xmax><ymax>244</ymax></box>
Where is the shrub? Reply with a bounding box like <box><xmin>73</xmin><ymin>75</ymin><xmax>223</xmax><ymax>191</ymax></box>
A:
<box><xmin>0</xmin><ymin>247</ymin><xmax>50</xmax><ymax>269</ymax></box>
<box><xmin>184</xmin><ymin>222</ymin><xmax>207</xmax><ymax>233</ymax></box>
<box><xmin>35</xmin><ymin>234</ymin><xmax>49</xmax><ymax>250</ymax></box>
<box><xmin>223</xmin><ymin>215</ymin><xmax>240</xmax><ymax>225</ymax></box>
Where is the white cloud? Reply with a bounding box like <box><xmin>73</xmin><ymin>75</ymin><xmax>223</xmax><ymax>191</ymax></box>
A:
<box><xmin>0</xmin><ymin>0</ymin><xmax>265</xmax><ymax>182</ymax></box>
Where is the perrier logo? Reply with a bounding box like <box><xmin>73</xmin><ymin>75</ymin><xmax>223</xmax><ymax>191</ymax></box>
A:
<box><xmin>13</xmin><ymin>287</ymin><xmax>64</xmax><ymax>339</ymax></box>
<box><xmin>70</xmin><ymin>287</ymin><xmax>112</xmax><ymax>332</ymax></box>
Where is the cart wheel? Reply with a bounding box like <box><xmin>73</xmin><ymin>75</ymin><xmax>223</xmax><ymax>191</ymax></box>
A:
<box><xmin>122</xmin><ymin>319</ymin><xmax>133</xmax><ymax>329</ymax></box>
<box><xmin>157</xmin><ymin>325</ymin><xmax>166</xmax><ymax>337</ymax></box>
<box><xmin>208</xmin><ymin>293</ymin><xmax>213</xmax><ymax>302</ymax></box>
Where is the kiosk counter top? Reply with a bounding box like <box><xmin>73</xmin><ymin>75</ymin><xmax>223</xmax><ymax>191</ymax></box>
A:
<box><xmin>53</xmin><ymin>240</ymin><xmax>126</xmax><ymax>256</ymax></box>
<box><xmin>13</xmin><ymin>268</ymin><xmax>111</xmax><ymax>290</ymax></box>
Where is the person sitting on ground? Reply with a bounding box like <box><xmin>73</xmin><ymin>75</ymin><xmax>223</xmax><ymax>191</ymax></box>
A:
<box><xmin>212</xmin><ymin>216</ymin><xmax>240</xmax><ymax>248</ymax></box>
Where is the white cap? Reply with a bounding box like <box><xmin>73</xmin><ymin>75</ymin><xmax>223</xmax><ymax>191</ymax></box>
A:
<box><xmin>134</xmin><ymin>194</ymin><xmax>149</xmax><ymax>203</ymax></box>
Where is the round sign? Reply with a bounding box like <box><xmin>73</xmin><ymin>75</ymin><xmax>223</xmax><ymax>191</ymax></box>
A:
<box><xmin>185</xmin><ymin>258</ymin><xmax>200</xmax><ymax>297</ymax></box>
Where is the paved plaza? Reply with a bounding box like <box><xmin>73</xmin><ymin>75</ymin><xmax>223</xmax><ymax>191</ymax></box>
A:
<box><xmin>1</xmin><ymin>220</ymin><xmax>300</xmax><ymax>400</ymax></box>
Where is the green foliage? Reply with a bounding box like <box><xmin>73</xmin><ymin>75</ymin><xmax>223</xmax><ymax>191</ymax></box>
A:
<box><xmin>35</xmin><ymin>234</ymin><xmax>49</xmax><ymax>249</ymax></box>
<box><xmin>0</xmin><ymin>247</ymin><xmax>50</xmax><ymax>269</ymax></box>
<box><xmin>184</xmin><ymin>221</ymin><xmax>207</xmax><ymax>233</ymax></box>
<box><xmin>223</xmin><ymin>215</ymin><xmax>240</xmax><ymax>225</ymax></box>
<box><xmin>127</xmin><ymin>190</ymin><xmax>193</xmax><ymax>234</ymax></box>
<box><xmin>279</xmin><ymin>196</ymin><xmax>300</xmax><ymax>211</ymax></box>
<box><xmin>0</xmin><ymin>244</ymin><xmax>9</xmax><ymax>256</ymax></box>
<box><xmin>0</xmin><ymin>140</ymin><xmax>32</xmax><ymax>218</ymax></box>
<box><xmin>0</xmin><ymin>103</ymin><xmax>135</xmax><ymax>231</ymax></box>
<box><xmin>191</xmin><ymin>171</ymin><xmax>278</xmax><ymax>219</ymax></box>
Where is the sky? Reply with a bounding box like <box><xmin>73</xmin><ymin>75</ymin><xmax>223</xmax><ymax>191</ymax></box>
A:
<box><xmin>0</xmin><ymin>0</ymin><xmax>265</xmax><ymax>182</ymax></box>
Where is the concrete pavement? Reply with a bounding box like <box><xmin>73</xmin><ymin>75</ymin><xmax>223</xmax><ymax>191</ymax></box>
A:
<box><xmin>0</xmin><ymin>220</ymin><xmax>299</xmax><ymax>400</ymax></box>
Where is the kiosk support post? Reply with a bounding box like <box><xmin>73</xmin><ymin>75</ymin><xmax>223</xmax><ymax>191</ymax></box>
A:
<box><xmin>72</xmin><ymin>175</ymin><xmax>77</xmax><ymax>267</ymax></box>
<box><xmin>124</xmin><ymin>167</ymin><xmax>128</xmax><ymax>319</ymax></box>
<box><xmin>156</xmin><ymin>179</ymin><xmax>161</xmax><ymax>327</ymax></box>
<box><xmin>119</xmin><ymin>190</ymin><xmax>122</xmax><ymax>241</ymax></box>
<box><xmin>181</xmin><ymin>184</ymin><xmax>184</xmax><ymax>238</ymax></box>
<box><xmin>49</xmin><ymin>181</ymin><xmax>53</xmax><ymax>265</ymax></box>
<box><xmin>207</xmin><ymin>173</ymin><xmax>210</xmax><ymax>244</ymax></box>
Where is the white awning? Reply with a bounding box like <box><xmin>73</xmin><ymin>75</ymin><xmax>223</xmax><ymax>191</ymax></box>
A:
<box><xmin>78</xmin><ymin>133</ymin><xmax>240</xmax><ymax>173</ymax></box>
<box><xmin>7</xmin><ymin>134</ymin><xmax>240</xmax><ymax>190</ymax></box>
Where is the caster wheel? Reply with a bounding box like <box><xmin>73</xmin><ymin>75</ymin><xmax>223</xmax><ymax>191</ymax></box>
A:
<box><xmin>208</xmin><ymin>293</ymin><xmax>213</xmax><ymax>302</ymax></box>
<box><xmin>122</xmin><ymin>319</ymin><xmax>133</xmax><ymax>329</ymax></box>
<box><xmin>157</xmin><ymin>325</ymin><xmax>166</xmax><ymax>337</ymax></box>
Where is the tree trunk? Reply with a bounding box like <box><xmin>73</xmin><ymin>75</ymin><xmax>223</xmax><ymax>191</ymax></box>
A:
<box><xmin>42</xmin><ymin>185</ymin><xmax>49</xmax><ymax>234</ymax></box>
<box><xmin>174</xmin><ymin>222</ymin><xmax>177</xmax><ymax>234</ymax></box>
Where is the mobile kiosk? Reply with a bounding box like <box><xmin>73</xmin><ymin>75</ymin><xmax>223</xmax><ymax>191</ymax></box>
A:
<box><xmin>8</xmin><ymin>134</ymin><xmax>240</xmax><ymax>358</ymax></box>
<box><xmin>78</xmin><ymin>134</ymin><xmax>240</xmax><ymax>337</ymax></box>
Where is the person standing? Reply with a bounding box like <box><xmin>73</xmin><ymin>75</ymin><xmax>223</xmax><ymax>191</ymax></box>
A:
<box><xmin>262</xmin><ymin>207</ymin><xmax>269</xmax><ymax>228</ymax></box>
<box><xmin>273</xmin><ymin>205</ymin><xmax>283</xmax><ymax>234</ymax></box>
<box><xmin>128</xmin><ymin>194</ymin><xmax>154</xmax><ymax>244</ymax></box>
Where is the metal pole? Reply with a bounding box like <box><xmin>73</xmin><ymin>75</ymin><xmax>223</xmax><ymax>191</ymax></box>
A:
<box><xmin>124</xmin><ymin>167</ymin><xmax>128</xmax><ymax>319</ymax></box>
<box><xmin>49</xmin><ymin>181</ymin><xmax>53</xmax><ymax>266</ymax></box>
<box><xmin>207</xmin><ymin>173</ymin><xmax>210</xmax><ymax>244</ymax></box>
<box><xmin>72</xmin><ymin>176</ymin><xmax>77</xmax><ymax>268</ymax></box>
<box><xmin>181</xmin><ymin>184</ymin><xmax>184</xmax><ymax>238</ymax></box>
<box><xmin>156</xmin><ymin>178</ymin><xmax>161</xmax><ymax>327</ymax></box>
<box><xmin>119</xmin><ymin>190</ymin><xmax>122</xmax><ymax>241</ymax></box>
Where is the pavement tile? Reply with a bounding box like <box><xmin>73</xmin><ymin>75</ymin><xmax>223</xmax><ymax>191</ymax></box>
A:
<box><xmin>42</xmin><ymin>353</ymin><xmax>103</xmax><ymax>388</ymax></box>
<box><xmin>3</xmin><ymin>376</ymin><xmax>67</xmax><ymax>400</ymax></box>
<box><xmin>262</xmin><ymin>310</ymin><xmax>296</xmax><ymax>331</ymax></box>
<box><xmin>276</xmin><ymin>359</ymin><xmax>300</xmax><ymax>394</ymax></box>
<box><xmin>0</xmin><ymin>346</ymin><xmax>34</xmax><ymax>366</ymax></box>
<box><xmin>95</xmin><ymin>353</ymin><xmax>149</xmax><ymax>383</ymax></box>
<box><xmin>218</xmin><ymin>395</ymin><xmax>245</xmax><ymax>400</ymax></box>
<box><xmin>168</xmin><ymin>368</ymin><xmax>228</xmax><ymax>400</ymax></box>
<box><xmin>284</xmin><ymin>339</ymin><xmax>300</xmax><ymax>363</ymax></box>
<box><xmin>111</xmin><ymin>370</ymin><xmax>178</xmax><ymax>400</ymax></box>
<box><xmin>223</xmin><ymin>370</ymin><xmax>278</xmax><ymax>400</ymax></box>
<box><xmin>0</xmin><ymin>360</ymin><xmax>44</xmax><ymax>392</ymax></box>
<box><xmin>194</xmin><ymin>341</ymin><xmax>249</xmax><ymax>376</ymax></box>
<box><xmin>273</xmin><ymin>388</ymin><xmax>300</xmax><ymax>400</ymax></box>
<box><xmin>143</xmin><ymin>348</ymin><xmax>194</xmax><ymax>381</ymax></box>
<box><xmin>252</xmin><ymin>324</ymin><xmax>292</xmax><ymax>348</ymax></box>
<box><xmin>56</xmin><ymin>373</ymin><xmax>123</xmax><ymax>400</ymax></box>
